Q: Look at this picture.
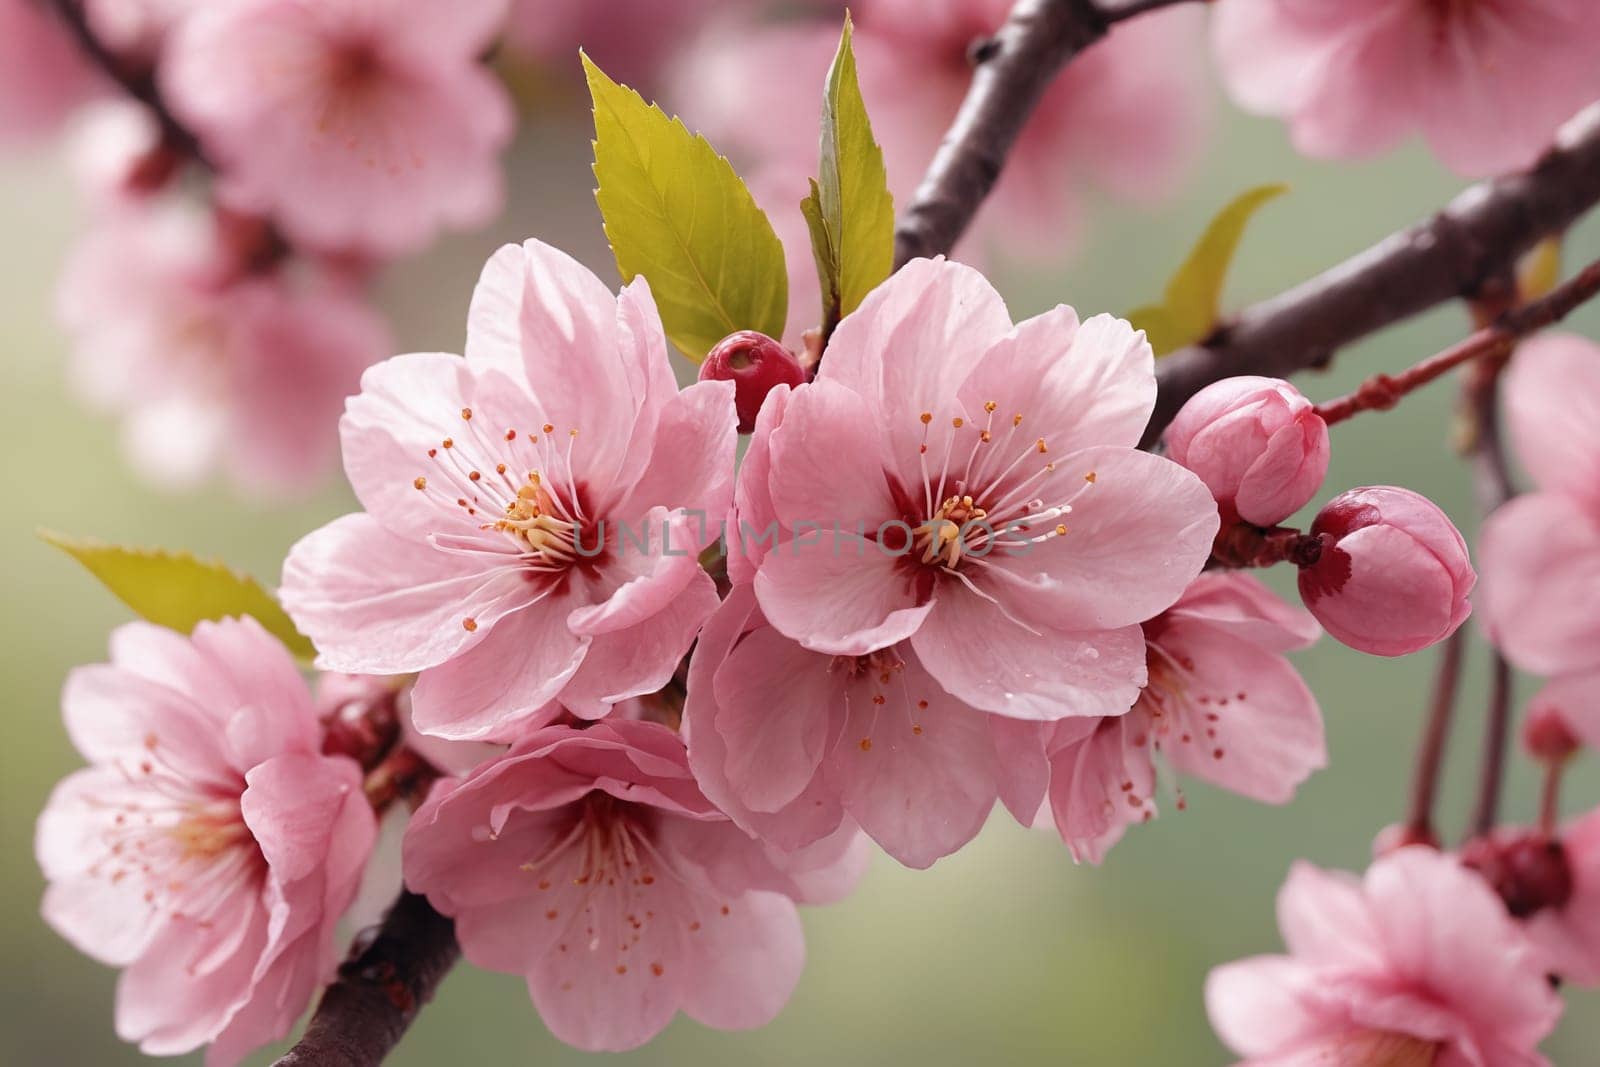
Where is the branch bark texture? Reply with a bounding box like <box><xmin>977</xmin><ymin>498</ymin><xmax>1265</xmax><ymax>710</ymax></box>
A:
<box><xmin>272</xmin><ymin>892</ymin><xmax>459</xmax><ymax>1067</ymax></box>
<box><xmin>1148</xmin><ymin>105</ymin><xmax>1600</xmax><ymax>443</ymax></box>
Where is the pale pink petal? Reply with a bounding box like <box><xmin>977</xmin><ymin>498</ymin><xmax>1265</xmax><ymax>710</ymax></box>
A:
<box><xmin>975</xmin><ymin>445</ymin><xmax>1217</xmax><ymax>632</ymax></box>
<box><xmin>1205</xmin><ymin>955</ymin><xmax>1330</xmax><ymax>1059</ymax></box>
<box><xmin>561</xmin><ymin>567</ymin><xmax>719</xmax><ymax>720</ymax></box>
<box><xmin>1275</xmin><ymin>861</ymin><xmax>1383</xmax><ymax>970</ymax></box>
<box><xmin>1363</xmin><ymin>848</ymin><xmax>1561</xmax><ymax>1049</ymax></box>
<box><xmin>565</xmin><ymin>507</ymin><xmax>708</xmax><ymax>636</ymax></box>
<box><xmin>913</xmin><ymin>586</ymin><xmax>1147</xmax><ymax>720</ymax></box>
<box><xmin>409</xmin><ymin>594</ymin><xmax>591</xmax><ymax>741</ymax></box>
<box><xmin>988</xmin><ymin>716</ymin><xmax>1052</xmax><ymax>826</ymax></box>
<box><xmin>1479</xmin><ymin>492</ymin><xmax>1600</xmax><ymax>675</ymax></box>
<box><xmin>959</xmin><ymin>309</ymin><xmax>1155</xmax><ymax>455</ymax></box>
<box><xmin>711</xmin><ymin>623</ymin><xmax>837</xmax><ymax>813</ymax></box>
<box><xmin>464</xmin><ymin>240</ymin><xmax>639</xmax><ymax>490</ymax></box>
<box><xmin>1045</xmin><ymin>717</ymin><xmax>1154</xmax><ymax>863</ymax></box>
<box><xmin>683</xmin><ymin>586</ymin><xmax>848</xmax><ymax>853</ymax></box>
<box><xmin>607</xmin><ymin>379</ymin><xmax>737</xmax><ymax>525</ymax></box>
<box><xmin>1503</xmin><ymin>333</ymin><xmax>1600</xmax><ymax>502</ymax></box>
<box><xmin>756</xmin><ymin>537</ymin><xmax>934</xmax><ymax>657</ymax></box>
<box><xmin>678</xmin><ymin>890</ymin><xmax>805</xmax><ymax>1031</ymax></box>
<box><xmin>831</xmin><ymin>655</ymin><xmax>998</xmax><ymax>868</ymax></box>
<box><xmin>1165</xmin><ymin>572</ymin><xmax>1321</xmax><ymax>654</ymax></box>
<box><xmin>728</xmin><ymin>382</ymin><xmax>791</xmax><ymax>585</ymax></box>
<box><xmin>1156</xmin><ymin>619</ymin><xmax>1325</xmax><ymax>804</ymax></box>
<box><xmin>819</xmin><ymin>257</ymin><xmax>1013</xmax><ymax>470</ymax></box>
<box><xmin>241</xmin><ymin>753</ymin><xmax>367</xmax><ymax>883</ymax></box>
<box><xmin>765</xmin><ymin>377</ymin><xmax>899</xmax><ymax>532</ymax></box>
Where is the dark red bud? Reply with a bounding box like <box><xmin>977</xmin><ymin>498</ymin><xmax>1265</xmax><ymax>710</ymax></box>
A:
<box><xmin>1462</xmin><ymin>832</ymin><xmax>1574</xmax><ymax>919</ymax></box>
<box><xmin>1523</xmin><ymin>705</ymin><xmax>1582</xmax><ymax>765</ymax></box>
<box><xmin>320</xmin><ymin>687</ymin><xmax>401</xmax><ymax>772</ymax></box>
<box><xmin>700</xmin><ymin>330</ymin><xmax>806</xmax><ymax>433</ymax></box>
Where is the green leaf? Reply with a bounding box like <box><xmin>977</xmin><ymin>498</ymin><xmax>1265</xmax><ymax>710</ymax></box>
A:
<box><xmin>808</xmin><ymin>13</ymin><xmax>894</xmax><ymax>333</ymax></box>
<box><xmin>40</xmin><ymin>530</ymin><xmax>317</xmax><ymax>661</ymax></box>
<box><xmin>584</xmin><ymin>53</ymin><xmax>788</xmax><ymax>362</ymax></box>
<box><xmin>1126</xmin><ymin>183</ymin><xmax>1288</xmax><ymax>356</ymax></box>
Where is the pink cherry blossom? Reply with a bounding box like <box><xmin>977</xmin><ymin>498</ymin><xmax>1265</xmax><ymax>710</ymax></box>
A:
<box><xmin>1212</xmin><ymin>0</ymin><xmax>1600</xmax><ymax>177</ymax></box>
<box><xmin>742</xmin><ymin>256</ymin><xmax>1218</xmax><ymax>721</ymax></box>
<box><xmin>1298</xmin><ymin>485</ymin><xmax>1474</xmax><ymax>657</ymax></box>
<box><xmin>56</xmin><ymin>199</ymin><xmax>391</xmax><ymax>495</ymax></box>
<box><xmin>35</xmin><ymin>617</ymin><xmax>377</xmax><ymax>1066</ymax></box>
<box><xmin>1029</xmin><ymin>572</ymin><xmax>1324</xmax><ymax>863</ymax></box>
<box><xmin>1163</xmin><ymin>376</ymin><xmax>1330</xmax><ymax>527</ymax></box>
<box><xmin>0</xmin><ymin>0</ymin><xmax>100</xmax><ymax>144</ymax></box>
<box><xmin>1526</xmin><ymin>808</ymin><xmax>1600</xmax><ymax>986</ymax></box>
<box><xmin>66</xmin><ymin>100</ymin><xmax>177</xmax><ymax>208</ymax></box>
<box><xmin>161</xmin><ymin>0</ymin><xmax>514</xmax><ymax>256</ymax></box>
<box><xmin>1479</xmin><ymin>333</ymin><xmax>1600</xmax><ymax>676</ymax></box>
<box><xmin>280</xmin><ymin>240</ymin><xmax>736</xmax><ymax>740</ymax></box>
<box><xmin>402</xmin><ymin>718</ymin><xmax>865</xmax><ymax>1052</ymax></box>
<box><xmin>672</xmin><ymin>1</ymin><xmax>1210</xmax><ymax>258</ymax></box>
<box><xmin>1206</xmin><ymin>847</ymin><xmax>1562</xmax><ymax>1066</ymax></box>
<box><xmin>684</xmin><ymin>583</ymin><xmax>1030</xmax><ymax>868</ymax></box>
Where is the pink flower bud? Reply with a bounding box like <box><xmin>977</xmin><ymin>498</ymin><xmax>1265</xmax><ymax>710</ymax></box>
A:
<box><xmin>1523</xmin><ymin>703</ymin><xmax>1582</xmax><ymax>766</ymax></box>
<box><xmin>699</xmin><ymin>329</ymin><xmax>806</xmax><ymax>433</ymax></box>
<box><xmin>1297</xmin><ymin>486</ymin><xmax>1474</xmax><ymax>657</ymax></box>
<box><xmin>1163</xmin><ymin>375</ymin><xmax>1330</xmax><ymax>526</ymax></box>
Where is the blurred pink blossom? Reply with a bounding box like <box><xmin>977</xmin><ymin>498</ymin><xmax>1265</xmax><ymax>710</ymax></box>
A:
<box><xmin>1029</xmin><ymin>572</ymin><xmax>1324</xmax><ymax>863</ymax></box>
<box><xmin>56</xmin><ymin>199</ymin><xmax>390</xmax><ymax>495</ymax></box>
<box><xmin>1298</xmin><ymin>485</ymin><xmax>1474</xmax><ymax>657</ymax></box>
<box><xmin>1163</xmin><ymin>376</ymin><xmax>1330</xmax><ymax>527</ymax></box>
<box><xmin>1479</xmin><ymin>333</ymin><xmax>1600</xmax><ymax>676</ymax></box>
<box><xmin>743</xmin><ymin>257</ymin><xmax>1217</xmax><ymax>720</ymax></box>
<box><xmin>1206</xmin><ymin>847</ymin><xmax>1562</xmax><ymax>1066</ymax></box>
<box><xmin>36</xmin><ymin>618</ymin><xmax>376</xmax><ymax>1066</ymax></box>
<box><xmin>1212</xmin><ymin>0</ymin><xmax>1600</xmax><ymax>177</ymax></box>
<box><xmin>281</xmin><ymin>240</ymin><xmax>735</xmax><ymax>740</ymax></box>
<box><xmin>402</xmin><ymin>719</ymin><xmax>865</xmax><ymax>1051</ymax></box>
<box><xmin>0</xmin><ymin>0</ymin><xmax>100</xmax><ymax>144</ymax></box>
<box><xmin>162</xmin><ymin>0</ymin><xmax>514</xmax><ymax>256</ymax></box>
<box><xmin>672</xmin><ymin>1</ymin><xmax>1210</xmax><ymax>259</ymax></box>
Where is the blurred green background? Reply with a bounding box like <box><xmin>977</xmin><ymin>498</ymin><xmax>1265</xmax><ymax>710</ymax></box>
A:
<box><xmin>5</xmin><ymin>69</ymin><xmax>1600</xmax><ymax>1067</ymax></box>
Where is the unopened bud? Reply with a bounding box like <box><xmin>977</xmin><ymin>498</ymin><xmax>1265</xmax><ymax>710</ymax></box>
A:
<box><xmin>699</xmin><ymin>330</ymin><xmax>806</xmax><ymax>433</ymax></box>
<box><xmin>1297</xmin><ymin>487</ymin><xmax>1474</xmax><ymax>656</ymax></box>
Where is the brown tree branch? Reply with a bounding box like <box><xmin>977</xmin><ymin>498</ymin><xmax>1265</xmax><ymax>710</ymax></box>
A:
<box><xmin>1147</xmin><ymin>104</ymin><xmax>1600</xmax><ymax>444</ymax></box>
<box><xmin>893</xmin><ymin>0</ymin><xmax>1195</xmax><ymax>265</ymax></box>
<box><xmin>273</xmin><ymin>892</ymin><xmax>459</xmax><ymax>1067</ymax></box>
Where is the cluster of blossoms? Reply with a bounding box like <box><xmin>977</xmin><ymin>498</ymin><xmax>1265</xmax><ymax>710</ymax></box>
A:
<box><xmin>38</xmin><ymin>231</ymin><xmax>1499</xmax><ymax>1061</ymax></box>
<box><xmin>22</xmin><ymin>0</ymin><xmax>1600</xmax><ymax>1064</ymax></box>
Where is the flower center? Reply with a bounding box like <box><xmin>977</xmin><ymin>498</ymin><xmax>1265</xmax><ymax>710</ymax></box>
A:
<box><xmin>170</xmin><ymin>799</ymin><xmax>253</xmax><ymax>861</ymax></box>
<box><xmin>908</xmin><ymin>403</ymin><xmax>1093</xmax><ymax>571</ymax></box>
<box><xmin>87</xmin><ymin>738</ymin><xmax>264</xmax><ymax>923</ymax></box>
<box><xmin>914</xmin><ymin>494</ymin><xmax>988</xmax><ymax>567</ymax></box>
<box><xmin>495</xmin><ymin>476</ymin><xmax>580</xmax><ymax>561</ymax></box>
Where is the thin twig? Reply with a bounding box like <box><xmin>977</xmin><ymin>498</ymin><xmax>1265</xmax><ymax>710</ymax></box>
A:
<box><xmin>273</xmin><ymin>892</ymin><xmax>460</xmax><ymax>1067</ymax></box>
<box><xmin>46</xmin><ymin>0</ymin><xmax>208</xmax><ymax>164</ymax></box>
<box><xmin>1148</xmin><ymin>104</ymin><xmax>1600</xmax><ymax>445</ymax></box>
<box><xmin>1314</xmin><ymin>256</ymin><xmax>1600</xmax><ymax>424</ymax></box>
<box><xmin>1405</xmin><ymin>627</ymin><xmax>1465</xmax><ymax>844</ymax></box>
<box><xmin>1469</xmin><ymin>652</ymin><xmax>1515</xmax><ymax>839</ymax></box>
<box><xmin>893</xmin><ymin>0</ymin><xmax>1194</xmax><ymax>265</ymax></box>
